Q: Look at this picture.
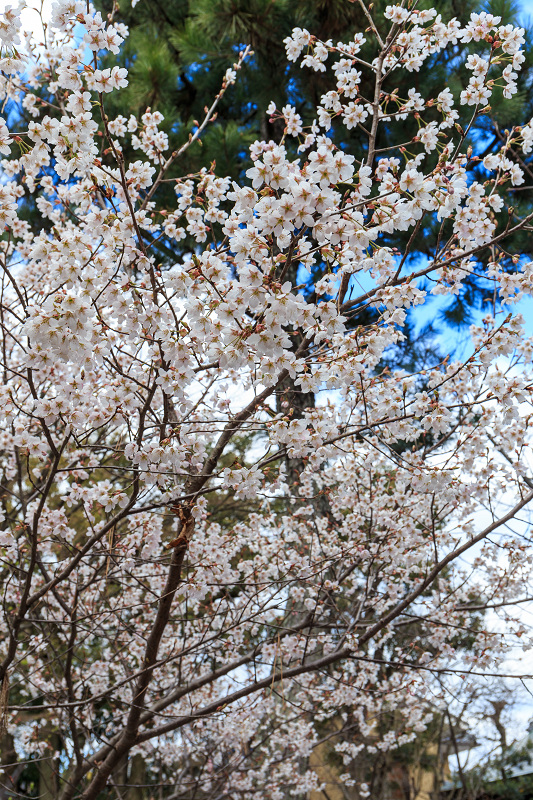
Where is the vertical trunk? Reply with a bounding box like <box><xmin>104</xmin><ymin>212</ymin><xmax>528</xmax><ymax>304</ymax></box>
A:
<box><xmin>0</xmin><ymin>732</ymin><xmax>23</xmax><ymax>800</ymax></box>
<box><xmin>38</xmin><ymin>729</ymin><xmax>61</xmax><ymax>800</ymax></box>
<box><xmin>113</xmin><ymin>754</ymin><xmax>128</xmax><ymax>797</ymax></box>
<box><xmin>276</xmin><ymin>365</ymin><xmax>316</xmax><ymax>489</ymax></box>
<box><xmin>128</xmin><ymin>753</ymin><xmax>146</xmax><ymax>800</ymax></box>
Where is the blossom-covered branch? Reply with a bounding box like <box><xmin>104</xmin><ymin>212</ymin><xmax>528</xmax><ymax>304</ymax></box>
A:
<box><xmin>0</xmin><ymin>2</ymin><xmax>533</xmax><ymax>798</ymax></box>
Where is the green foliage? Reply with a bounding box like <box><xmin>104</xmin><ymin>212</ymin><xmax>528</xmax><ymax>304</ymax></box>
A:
<box><xmin>120</xmin><ymin>27</ymin><xmax>180</xmax><ymax>115</ymax></box>
<box><xmin>456</xmin><ymin>740</ymin><xmax>533</xmax><ymax>800</ymax></box>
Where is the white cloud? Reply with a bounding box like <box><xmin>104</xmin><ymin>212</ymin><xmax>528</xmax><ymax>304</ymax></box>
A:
<box><xmin>0</xmin><ymin>0</ymin><xmax>53</xmax><ymax>44</ymax></box>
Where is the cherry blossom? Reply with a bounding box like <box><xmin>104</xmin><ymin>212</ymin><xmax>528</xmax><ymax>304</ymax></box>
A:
<box><xmin>0</xmin><ymin>2</ymin><xmax>533</xmax><ymax>798</ymax></box>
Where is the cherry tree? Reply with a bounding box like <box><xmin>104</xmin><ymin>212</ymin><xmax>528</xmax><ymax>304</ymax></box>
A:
<box><xmin>1</xmin><ymin>2</ymin><xmax>533</xmax><ymax>798</ymax></box>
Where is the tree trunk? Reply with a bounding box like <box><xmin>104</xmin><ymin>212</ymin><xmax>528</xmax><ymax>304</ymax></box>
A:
<box><xmin>128</xmin><ymin>753</ymin><xmax>146</xmax><ymax>800</ymax></box>
<box><xmin>38</xmin><ymin>729</ymin><xmax>61</xmax><ymax>800</ymax></box>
